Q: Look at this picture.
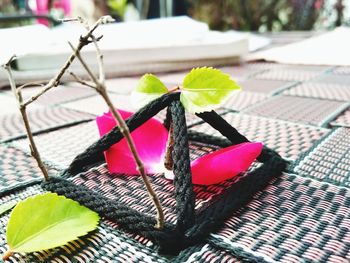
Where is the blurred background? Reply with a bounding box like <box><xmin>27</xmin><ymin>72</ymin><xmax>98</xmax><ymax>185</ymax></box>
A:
<box><xmin>0</xmin><ymin>0</ymin><xmax>349</xmax><ymax>30</ymax></box>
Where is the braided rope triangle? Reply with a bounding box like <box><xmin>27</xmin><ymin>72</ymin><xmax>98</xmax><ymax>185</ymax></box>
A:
<box><xmin>42</xmin><ymin>93</ymin><xmax>287</xmax><ymax>254</ymax></box>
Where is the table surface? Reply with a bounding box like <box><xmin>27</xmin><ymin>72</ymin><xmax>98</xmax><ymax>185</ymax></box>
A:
<box><xmin>0</xmin><ymin>32</ymin><xmax>350</xmax><ymax>263</ymax></box>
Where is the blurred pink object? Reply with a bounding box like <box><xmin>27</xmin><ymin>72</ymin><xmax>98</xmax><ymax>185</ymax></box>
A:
<box><xmin>96</xmin><ymin>110</ymin><xmax>169</xmax><ymax>175</ymax></box>
<box><xmin>35</xmin><ymin>0</ymin><xmax>71</xmax><ymax>25</ymax></box>
<box><xmin>190</xmin><ymin>142</ymin><xmax>263</xmax><ymax>185</ymax></box>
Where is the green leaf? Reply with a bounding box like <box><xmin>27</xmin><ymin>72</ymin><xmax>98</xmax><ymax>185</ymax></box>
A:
<box><xmin>0</xmin><ymin>201</ymin><xmax>17</xmax><ymax>216</ymax></box>
<box><xmin>131</xmin><ymin>74</ymin><xmax>168</xmax><ymax>109</ymax></box>
<box><xmin>180</xmin><ymin>67</ymin><xmax>241</xmax><ymax>114</ymax></box>
<box><xmin>6</xmin><ymin>193</ymin><xmax>99</xmax><ymax>253</ymax></box>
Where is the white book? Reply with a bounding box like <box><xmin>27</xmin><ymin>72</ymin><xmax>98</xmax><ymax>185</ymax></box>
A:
<box><xmin>0</xmin><ymin>16</ymin><xmax>250</xmax><ymax>86</ymax></box>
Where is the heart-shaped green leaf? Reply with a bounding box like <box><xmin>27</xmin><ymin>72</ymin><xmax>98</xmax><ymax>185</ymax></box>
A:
<box><xmin>180</xmin><ymin>67</ymin><xmax>241</xmax><ymax>113</ymax></box>
<box><xmin>6</xmin><ymin>193</ymin><xmax>99</xmax><ymax>254</ymax></box>
<box><xmin>131</xmin><ymin>73</ymin><xmax>168</xmax><ymax>108</ymax></box>
<box><xmin>0</xmin><ymin>201</ymin><xmax>17</xmax><ymax>216</ymax></box>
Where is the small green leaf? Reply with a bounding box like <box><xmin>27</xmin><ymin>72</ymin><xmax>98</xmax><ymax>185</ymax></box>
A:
<box><xmin>131</xmin><ymin>74</ymin><xmax>168</xmax><ymax>108</ymax></box>
<box><xmin>6</xmin><ymin>193</ymin><xmax>99</xmax><ymax>254</ymax></box>
<box><xmin>0</xmin><ymin>201</ymin><xmax>17</xmax><ymax>216</ymax></box>
<box><xmin>180</xmin><ymin>67</ymin><xmax>241</xmax><ymax>114</ymax></box>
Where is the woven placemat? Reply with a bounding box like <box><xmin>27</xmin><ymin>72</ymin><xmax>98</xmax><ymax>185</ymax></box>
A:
<box><xmin>254</xmin><ymin>68</ymin><xmax>326</xmax><ymax>82</ymax></box>
<box><xmin>0</xmin><ymin>144</ymin><xmax>56</xmax><ymax>193</ymax></box>
<box><xmin>293</xmin><ymin>128</ymin><xmax>350</xmax><ymax>187</ymax></box>
<box><xmin>218</xmin><ymin>65</ymin><xmax>265</xmax><ymax>80</ymax></box>
<box><xmin>173</xmin><ymin>244</ymin><xmax>241</xmax><ymax>263</ymax></box>
<box><xmin>237</xmin><ymin>78</ymin><xmax>295</xmax><ymax>94</ymax></box>
<box><xmin>4</xmin><ymin>85</ymin><xmax>96</xmax><ymax>106</ymax></box>
<box><xmin>0</xmin><ymin>185</ymin><xmax>168</xmax><ymax>263</ymax></box>
<box><xmin>332</xmin><ymin>66</ymin><xmax>350</xmax><ymax>75</ymax></box>
<box><xmin>314</xmin><ymin>74</ymin><xmax>350</xmax><ymax>85</ymax></box>
<box><xmin>0</xmin><ymin>94</ymin><xmax>42</xmax><ymax>116</ymax></box>
<box><xmin>244</xmin><ymin>95</ymin><xmax>349</xmax><ymax>127</ymax></box>
<box><xmin>189</xmin><ymin>112</ymin><xmax>330</xmax><ymax>161</ymax></box>
<box><xmin>221</xmin><ymin>91</ymin><xmax>268</xmax><ymax>112</ymax></box>
<box><xmin>12</xmin><ymin>121</ymin><xmax>100</xmax><ymax>169</ymax></box>
<box><xmin>0</xmin><ymin>107</ymin><xmax>94</xmax><ymax>142</ymax></box>
<box><xmin>62</xmin><ymin>94</ymin><xmax>134</xmax><ymax>116</ymax></box>
<box><xmin>69</xmin><ymin>141</ymin><xmax>241</xmax><ymax>226</ymax></box>
<box><xmin>209</xmin><ymin>173</ymin><xmax>350</xmax><ymax>263</ymax></box>
<box><xmin>282</xmin><ymin>82</ymin><xmax>350</xmax><ymax>101</ymax></box>
<box><xmin>104</xmin><ymin>77</ymin><xmax>140</xmax><ymax>95</ymax></box>
<box><xmin>330</xmin><ymin>107</ymin><xmax>350</xmax><ymax>128</ymax></box>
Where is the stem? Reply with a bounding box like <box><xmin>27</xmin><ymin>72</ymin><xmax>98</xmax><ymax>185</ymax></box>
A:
<box><xmin>3</xmin><ymin>62</ymin><xmax>49</xmax><ymax>181</ymax></box>
<box><xmin>168</xmin><ymin>86</ymin><xmax>181</xmax><ymax>93</ymax></box>
<box><xmin>20</xmin><ymin>106</ymin><xmax>49</xmax><ymax>181</ymax></box>
<box><xmin>22</xmin><ymin>16</ymin><xmax>113</xmax><ymax>107</ymax></box>
<box><xmin>2</xmin><ymin>249</ymin><xmax>13</xmax><ymax>261</ymax></box>
<box><xmin>164</xmin><ymin>122</ymin><xmax>174</xmax><ymax>170</ymax></box>
<box><xmin>99</xmin><ymin>90</ymin><xmax>165</xmax><ymax>229</ymax></box>
<box><xmin>70</xmin><ymin>17</ymin><xmax>165</xmax><ymax>229</ymax></box>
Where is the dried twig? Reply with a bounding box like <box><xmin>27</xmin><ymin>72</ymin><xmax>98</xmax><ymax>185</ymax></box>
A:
<box><xmin>2</xmin><ymin>15</ymin><xmax>164</xmax><ymax>230</ymax></box>
<box><xmin>23</xmin><ymin>16</ymin><xmax>113</xmax><ymax>107</ymax></box>
<box><xmin>70</xmin><ymin>19</ymin><xmax>165</xmax><ymax>229</ymax></box>
<box><xmin>69</xmin><ymin>72</ymin><xmax>95</xmax><ymax>89</ymax></box>
<box><xmin>0</xmin><ymin>16</ymin><xmax>115</xmax><ymax>182</ymax></box>
<box><xmin>164</xmin><ymin>123</ymin><xmax>174</xmax><ymax>170</ymax></box>
<box><xmin>3</xmin><ymin>57</ymin><xmax>49</xmax><ymax>181</ymax></box>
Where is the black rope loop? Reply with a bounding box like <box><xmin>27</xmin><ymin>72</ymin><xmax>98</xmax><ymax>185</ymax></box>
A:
<box><xmin>42</xmin><ymin>92</ymin><xmax>288</xmax><ymax>255</ymax></box>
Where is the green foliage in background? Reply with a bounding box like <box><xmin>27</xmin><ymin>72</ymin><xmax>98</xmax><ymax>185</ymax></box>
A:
<box><xmin>107</xmin><ymin>0</ymin><xmax>128</xmax><ymax>19</ymax></box>
<box><xmin>187</xmin><ymin>0</ymin><xmax>329</xmax><ymax>31</ymax></box>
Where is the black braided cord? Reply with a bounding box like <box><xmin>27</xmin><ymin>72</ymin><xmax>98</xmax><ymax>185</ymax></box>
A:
<box><xmin>170</xmin><ymin>101</ymin><xmax>195</xmax><ymax>232</ymax></box>
<box><xmin>41</xmin><ymin>92</ymin><xmax>287</xmax><ymax>255</ymax></box>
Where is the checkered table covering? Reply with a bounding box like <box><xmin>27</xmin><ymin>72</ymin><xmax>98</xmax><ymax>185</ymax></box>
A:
<box><xmin>1</xmin><ymin>40</ymin><xmax>350</xmax><ymax>262</ymax></box>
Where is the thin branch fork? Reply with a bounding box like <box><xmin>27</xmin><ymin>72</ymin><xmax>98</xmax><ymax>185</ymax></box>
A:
<box><xmin>1</xmin><ymin>16</ymin><xmax>114</xmax><ymax>182</ymax></box>
<box><xmin>3</xmin><ymin>58</ymin><xmax>49</xmax><ymax>181</ymax></box>
<box><xmin>69</xmin><ymin>24</ymin><xmax>165</xmax><ymax>229</ymax></box>
<box><xmin>22</xmin><ymin>15</ymin><xmax>114</xmax><ymax>107</ymax></box>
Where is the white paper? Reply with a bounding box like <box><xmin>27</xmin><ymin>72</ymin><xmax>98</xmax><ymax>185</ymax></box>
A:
<box><xmin>249</xmin><ymin>27</ymin><xmax>350</xmax><ymax>66</ymax></box>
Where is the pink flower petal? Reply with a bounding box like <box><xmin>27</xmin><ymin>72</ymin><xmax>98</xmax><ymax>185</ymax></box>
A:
<box><xmin>191</xmin><ymin>142</ymin><xmax>263</xmax><ymax>185</ymax></box>
<box><xmin>96</xmin><ymin>110</ymin><xmax>168</xmax><ymax>175</ymax></box>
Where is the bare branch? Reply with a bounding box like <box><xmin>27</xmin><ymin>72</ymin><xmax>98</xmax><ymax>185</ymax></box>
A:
<box><xmin>71</xmin><ymin>18</ymin><xmax>165</xmax><ymax>229</ymax></box>
<box><xmin>18</xmin><ymin>81</ymin><xmax>46</xmax><ymax>91</ymax></box>
<box><xmin>2</xmin><ymin>63</ymin><xmax>49</xmax><ymax>181</ymax></box>
<box><xmin>23</xmin><ymin>15</ymin><xmax>114</xmax><ymax>107</ymax></box>
<box><xmin>60</xmin><ymin>18</ymin><xmax>80</xmax><ymax>22</ymax></box>
<box><xmin>69</xmin><ymin>72</ymin><xmax>96</xmax><ymax>89</ymax></box>
<box><xmin>3</xmin><ymin>15</ymin><xmax>165</xmax><ymax>230</ymax></box>
<box><xmin>68</xmin><ymin>42</ymin><xmax>100</xmax><ymax>86</ymax></box>
<box><xmin>98</xmin><ymin>89</ymin><xmax>165</xmax><ymax>229</ymax></box>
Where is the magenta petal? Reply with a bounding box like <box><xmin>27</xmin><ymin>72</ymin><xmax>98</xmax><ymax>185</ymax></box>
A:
<box><xmin>96</xmin><ymin>109</ymin><xmax>168</xmax><ymax>175</ymax></box>
<box><xmin>191</xmin><ymin>142</ymin><xmax>263</xmax><ymax>185</ymax></box>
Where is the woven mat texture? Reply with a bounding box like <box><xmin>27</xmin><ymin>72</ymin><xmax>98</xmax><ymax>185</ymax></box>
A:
<box><xmin>189</xmin><ymin>112</ymin><xmax>330</xmax><ymax>161</ymax></box>
<box><xmin>1</xmin><ymin>38</ymin><xmax>350</xmax><ymax>262</ymax></box>
<box><xmin>293</xmin><ymin>128</ymin><xmax>350</xmax><ymax>187</ymax></box>
<box><xmin>69</xmin><ymin>142</ymin><xmax>238</xmax><ymax>225</ymax></box>
<box><xmin>0</xmin><ymin>144</ymin><xmax>56</xmax><ymax>192</ymax></box>
<box><xmin>11</xmin><ymin>121</ymin><xmax>100</xmax><ymax>169</ymax></box>
<box><xmin>209</xmin><ymin>173</ymin><xmax>350</xmax><ymax>263</ymax></box>
<box><xmin>282</xmin><ymin>82</ymin><xmax>350</xmax><ymax>101</ymax></box>
<box><xmin>243</xmin><ymin>95</ymin><xmax>348</xmax><ymax>126</ymax></box>
<box><xmin>330</xmin><ymin>107</ymin><xmax>350</xmax><ymax>128</ymax></box>
<box><xmin>0</xmin><ymin>107</ymin><xmax>93</xmax><ymax>142</ymax></box>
